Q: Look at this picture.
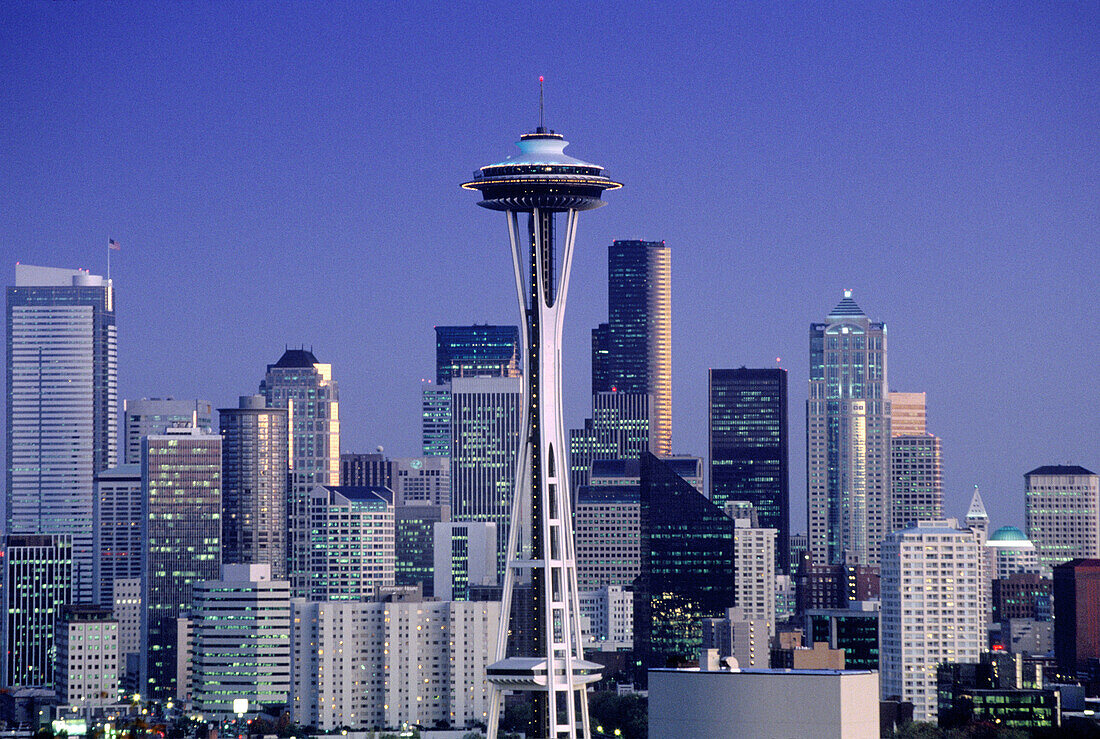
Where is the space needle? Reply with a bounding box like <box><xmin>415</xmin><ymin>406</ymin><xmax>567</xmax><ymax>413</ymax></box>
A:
<box><xmin>462</xmin><ymin>83</ymin><xmax>621</xmax><ymax>739</ymax></box>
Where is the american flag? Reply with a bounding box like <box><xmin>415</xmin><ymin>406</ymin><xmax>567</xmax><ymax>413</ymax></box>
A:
<box><xmin>108</xmin><ymin>238</ymin><xmax>120</xmax><ymax>250</ymax></box>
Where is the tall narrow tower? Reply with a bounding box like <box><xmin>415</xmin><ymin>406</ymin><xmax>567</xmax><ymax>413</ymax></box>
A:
<box><xmin>462</xmin><ymin>111</ymin><xmax>621</xmax><ymax>739</ymax></box>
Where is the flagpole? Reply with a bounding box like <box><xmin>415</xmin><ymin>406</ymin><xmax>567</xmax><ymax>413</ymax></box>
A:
<box><xmin>107</xmin><ymin>236</ymin><xmax>111</xmax><ymax>282</ymax></box>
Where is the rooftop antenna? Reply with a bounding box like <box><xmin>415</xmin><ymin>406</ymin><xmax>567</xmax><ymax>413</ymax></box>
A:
<box><xmin>538</xmin><ymin>76</ymin><xmax>545</xmax><ymax>132</ymax></box>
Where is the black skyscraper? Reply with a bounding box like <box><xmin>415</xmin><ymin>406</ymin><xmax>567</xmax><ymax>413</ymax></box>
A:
<box><xmin>434</xmin><ymin>325</ymin><xmax>521</xmax><ymax>384</ymax></box>
<box><xmin>635</xmin><ymin>452</ymin><xmax>737</xmax><ymax>685</ymax></box>
<box><xmin>708</xmin><ymin>367</ymin><xmax>790</xmax><ymax>573</ymax></box>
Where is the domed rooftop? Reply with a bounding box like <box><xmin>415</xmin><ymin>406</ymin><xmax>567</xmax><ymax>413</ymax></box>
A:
<box><xmin>988</xmin><ymin>526</ymin><xmax>1030</xmax><ymax>543</ymax></box>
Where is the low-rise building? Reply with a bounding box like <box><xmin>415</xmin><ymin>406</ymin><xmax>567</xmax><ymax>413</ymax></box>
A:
<box><xmin>649</xmin><ymin>667</ymin><xmax>879</xmax><ymax>738</ymax></box>
<box><xmin>55</xmin><ymin>606</ymin><xmax>119</xmax><ymax>716</ymax></box>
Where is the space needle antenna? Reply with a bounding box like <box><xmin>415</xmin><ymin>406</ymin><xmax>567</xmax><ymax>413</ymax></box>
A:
<box><xmin>538</xmin><ymin>76</ymin><xmax>545</xmax><ymax>131</ymax></box>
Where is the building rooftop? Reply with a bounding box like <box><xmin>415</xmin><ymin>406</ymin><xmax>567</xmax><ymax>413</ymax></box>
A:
<box><xmin>988</xmin><ymin>526</ymin><xmax>1030</xmax><ymax>543</ymax></box>
<box><xmin>1026</xmin><ymin>465</ymin><xmax>1095</xmax><ymax>477</ymax></box>
<box><xmin>271</xmin><ymin>348</ymin><xmax>320</xmax><ymax>368</ymax></box>
<box><xmin>321</xmin><ymin>485</ymin><xmax>394</xmax><ymax>505</ymax></box>
<box><xmin>827</xmin><ymin>290</ymin><xmax>866</xmax><ymax>319</ymax></box>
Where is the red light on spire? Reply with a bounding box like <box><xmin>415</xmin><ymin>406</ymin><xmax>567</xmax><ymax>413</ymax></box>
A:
<box><xmin>539</xmin><ymin>76</ymin><xmax>544</xmax><ymax>82</ymax></box>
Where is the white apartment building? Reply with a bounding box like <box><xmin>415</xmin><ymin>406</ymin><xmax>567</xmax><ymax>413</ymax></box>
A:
<box><xmin>733</xmin><ymin>518</ymin><xmax>777</xmax><ymax>637</ymax></box>
<box><xmin>55</xmin><ymin>607</ymin><xmax>120</xmax><ymax>715</ymax></box>
<box><xmin>191</xmin><ymin>564</ymin><xmax>291</xmax><ymax>718</ymax></box>
<box><xmin>1025</xmin><ymin>465</ymin><xmax>1099</xmax><ymax>570</ymax></box>
<box><xmin>881</xmin><ymin>519</ymin><xmax>982</xmax><ymax>721</ymax></box>
<box><xmin>290</xmin><ymin>598</ymin><xmax>499</xmax><ymax>731</ymax></box>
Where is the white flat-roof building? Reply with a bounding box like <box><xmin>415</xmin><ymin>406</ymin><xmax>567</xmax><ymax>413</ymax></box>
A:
<box><xmin>649</xmin><ymin>667</ymin><xmax>879</xmax><ymax>738</ymax></box>
<box><xmin>881</xmin><ymin>519</ymin><xmax>982</xmax><ymax>721</ymax></box>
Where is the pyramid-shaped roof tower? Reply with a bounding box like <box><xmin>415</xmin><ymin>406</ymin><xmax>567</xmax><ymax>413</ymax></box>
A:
<box><xmin>827</xmin><ymin>289</ymin><xmax>866</xmax><ymax>319</ymax></box>
<box><xmin>966</xmin><ymin>485</ymin><xmax>988</xmax><ymax>521</ymax></box>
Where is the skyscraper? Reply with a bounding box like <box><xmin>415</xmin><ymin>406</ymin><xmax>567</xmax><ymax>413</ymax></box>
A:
<box><xmin>435</xmin><ymin>324</ymin><xmax>521</xmax><ymax>384</ymax></box>
<box><xmin>880</xmin><ymin>519</ymin><xmax>982</xmax><ymax>721</ymax></box>
<box><xmin>260</xmin><ymin>348</ymin><xmax>339</xmax><ymax>596</ymax></box>
<box><xmin>462</xmin><ymin>121</ymin><xmax>619</xmax><ymax>738</ymax></box>
<box><xmin>889</xmin><ymin>391</ymin><xmax>943</xmax><ymax>532</ymax></box>
<box><xmin>6</xmin><ymin>264</ymin><xmax>117</xmax><ymax>604</ymax></box>
<box><xmin>340</xmin><ymin>451</ymin><xmax>393</xmax><ymax>488</ymax></box>
<box><xmin>141</xmin><ymin>427</ymin><xmax>222</xmax><ymax>700</ymax></box>
<box><xmin>219</xmin><ymin>395</ymin><xmax>289</xmax><ymax>579</ymax></box>
<box><xmin>1</xmin><ymin>534</ymin><xmax>73</xmax><ymax>689</ymax></box>
<box><xmin>635</xmin><ymin>452</ymin><xmax>737</xmax><ymax>685</ymax></box>
<box><xmin>569</xmin><ymin>390</ymin><xmax>654</xmax><ymax>490</ymax></box>
<box><xmin>448</xmin><ymin>375</ymin><xmax>522</xmax><ymax>573</ymax></box>
<box><xmin>123</xmin><ymin>398</ymin><xmax>213</xmax><ymax>464</ymax></box>
<box><xmin>92</xmin><ymin>463</ymin><xmax>142</xmax><ymax>607</ymax></box>
<box><xmin>1025</xmin><ymin>465</ymin><xmax>1099</xmax><ymax>570</ymax></box>
<box><xmin>807</xmin><ymin>290</ymin><xmax>890</xmax><ymax>566</ymax></box>
<box><xmin>708</xmin><ymin>367</ymin><xmax>790</xmax><ymax>573</ymax></box>
<box><xmin>594</xmin><ymin>240</ymin><xmax>671</xmax><ymax>455</ymax></box>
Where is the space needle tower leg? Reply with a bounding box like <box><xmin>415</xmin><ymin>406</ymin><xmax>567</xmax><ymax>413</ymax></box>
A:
<box><xmin>463</xmin><ymin>120</ymin><xmax>621</xmax><ymax>739</ymax></box>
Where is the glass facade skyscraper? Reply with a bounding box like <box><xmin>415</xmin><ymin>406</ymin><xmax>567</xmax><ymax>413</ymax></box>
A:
<box><xmin>260</xmin><ymin>348</ymin><xmax>339</xmax><ymax>597</ymax></box>
<box><xmin>593</xmin><ymin>240</ymin><xmax>671</xmax><ymax>455</ymax></box>
<box><xmin>708</xmin><ymin>367</ymin><xmax>790</xmax><ymax>574</ymax></box>
<box><xmin>434</xmin><ymin>324</ymin><xmax>521</xmax><ymax>384</ymax></box>
<box><xmin>140</xmin><ymin>427</ymin><xmax>222</xmax><ymax>700</ymax></box>
<box><xmin>219</xmin><ymin>395</ymin><xmax>289</xmax><ymax>579</ymax></box>
<box><xmin>6</xmin><ymin>265</ymin><xmax>117</xmax><ymax>605</ymax></box>
<box><xmin>807</xmin><ymin>291</ymin><xmax>890</xmax><ymax>566</ymax></box>
<box><xmin>635</xmin><ymin>452</ymin><xmax>737</xmax><ymax>685</ymax></box>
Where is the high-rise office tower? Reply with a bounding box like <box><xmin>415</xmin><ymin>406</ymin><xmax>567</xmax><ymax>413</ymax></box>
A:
<box><xmin>888</xmin><ymin>392</ymin><xmax>926</xmax><ymax>436</ymax></box>
<box><xmin>1053</xmin><ymin>559</ymin><xmax>1100</xmax><ymax>678</ymax></box>
<box><xmin>421</xmin><ymin>382</ymin><xmax>453</xmax><ymax>457</ymax></box>
<box><xmin>392</xmin><ymin>456</ymin><xmax>450</xmax><ymax>506</ymax></box>
<box><xmin>448</xmin><ymin>376</ymin><xmax>522</xmax><ymax>573</ymax></box>
<box><xmin>6</xmin><ymin>265</ymin><xmax>117</xmax><ymax>604</ymax></box>
<box><xmin>192</xmin><ymin>564</ymin><xmax>291</xmax><ymax>718</ymax></box>
<box><xmin>340</xmin><ymin>451</ymin><xmax>393</xmax><ymax>488</ymax></box>
<box><xmin>140</xmin><ymin>427</ymin><xmax>222</xmax><ymax>700</ymax></box>
<box><xmin>302</xmin><ymin>485</ymin><xmax>394</xmax><ymax>601</ymax></box>
<box><xmin>462</xmin><ymin>120</ymin><xmax>619</xmax><ymax>738</ymax></box>
<box><xmin>422</xmin><ymin>325</ymin><xmax>521</xmax><ymax>462</ymax></box>
<box><xmin>889</xmin><ymin>391</ymin><xmax>943</xmax><ymax>532</ymax></box>
<box><xmin>890</xmin><ymin>435</ymin><xmax>943</xmax><ymax>531</ymax></box>
<box><xmin>881</xmin><ymin>519</ymin><xmax>982</xmax><ymax>721</ymax></box>
<box><xmin>635</xmin><ymin>452</ymin><xmax>737</xmax><ymax>685</ymax></box>
<box><xmin>569</xmin><ymin>390</ymin><xmax>654</xmax><ymax>490</ymax></box>
<box><xmin>259</xmin><ymin>349</ymin><xmax>339</xmax><ymax>595</ymax></box>
<box><xmin>1025</xmin><ymin>465</ymin><xmax>1100</xmax><ymax>570</ymax></box>
<box><xmin>123</xmin><ymin>398</ymin><xmax>213</xmax><ymax>464</ymax></box>
<box><xmin>395</xmin><ymin>502</ymin><xmax>450</xmax><ymax>596</ymax></box>
<box><xmin>219</xmin><ymin>395</ymin><xmax>289</xmax><ymax>579</ymax></box>
<box><xmin>435</xmin><ymin>324</ymin><xmax>521</xmax><ymax>383</ymax></box>
<box><xmin>433</xmin><ymin>521</ymin><xmax>498</xmax><ymax>601</ymax></box>
<box><xmin>807</xmin><ymin>290</ymin><xmax>890</xmax><ymax>566</ymax></box>
<box><xmin>1</xmin><ymin>534</ymin><xmax>73</xmax><ymax>689</ymax></box>
<box><xmin>593</xmin><ymin>240</ymin><xmax>672</xmax><ymax>456</ymax></box>
<box><xmin>708</xmin><ymin>368</ymin><xmax>790</xmax><ymax>574</ymax></box>
<box><xmin>92</xmin><ymin>463</ymin><xmax>142</xmax><ymax>607</ymax></box>
<box><xmin>574</xmin><ymin>484</ymin><xmax>640</xmax><ymax>591</ymax></box>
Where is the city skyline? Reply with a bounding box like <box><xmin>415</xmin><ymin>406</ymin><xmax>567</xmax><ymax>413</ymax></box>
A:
<box><xmin>2</xmin><ymin>3</ymin><xmax>1097</xmax><ymax>534</ymax></box>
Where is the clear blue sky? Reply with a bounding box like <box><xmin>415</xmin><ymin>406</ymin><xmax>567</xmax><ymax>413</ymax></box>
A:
<box><xmin>2</xmin><ymin>2</ymin><xmax>1097</xmax><ymax>531</ymax></box>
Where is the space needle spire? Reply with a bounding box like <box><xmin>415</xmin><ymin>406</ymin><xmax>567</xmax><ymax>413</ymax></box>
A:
<box><xmin>462</xmin><ymin>87</ymin><xmax>621</xmax><ymax>739</ymax></box>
